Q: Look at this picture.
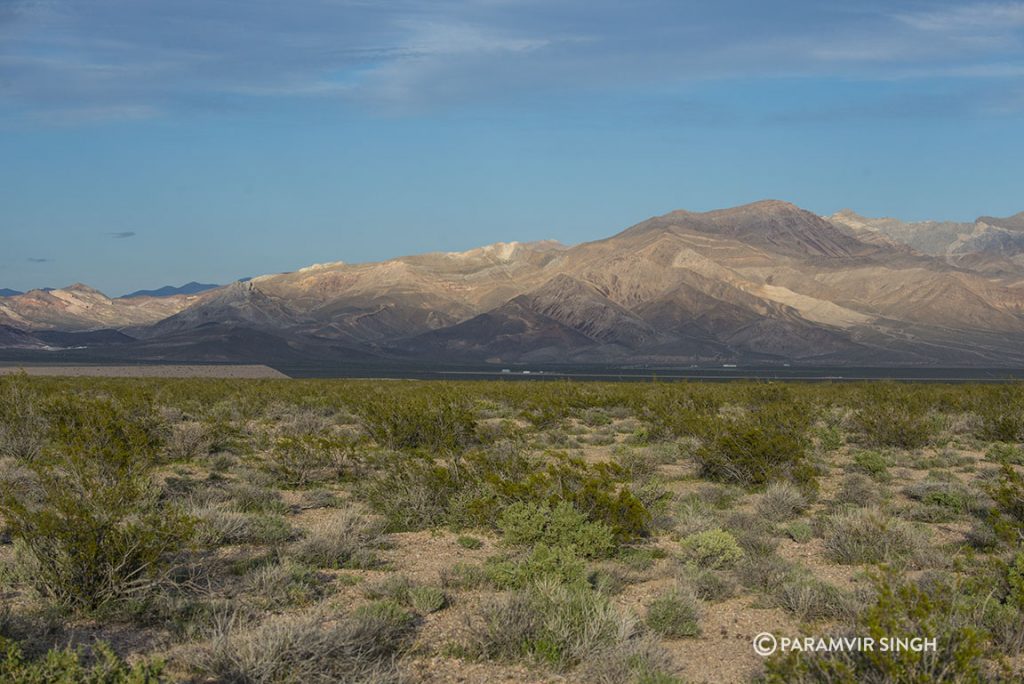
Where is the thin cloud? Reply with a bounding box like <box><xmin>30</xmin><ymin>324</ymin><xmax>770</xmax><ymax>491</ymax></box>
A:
<box><xmin>27</xmin><ymin>257</ymin><xmax>51</xmax><ymax>263</ymax></box>
<box><xmin>107</xmin><ymin>231</ymin><xmax>137</xmax><ymax>239</ymax></box>
<box><xmin>1</xmin><ymin>1</ymin><xmax>1023</xmax><ymax>121</ymax></box>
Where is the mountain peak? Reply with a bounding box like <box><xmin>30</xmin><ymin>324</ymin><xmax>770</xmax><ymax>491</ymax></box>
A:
<box><xmin>63</xmin><ymin>283</ymin><xmax>106</xmax><ymax>296</ymax></box>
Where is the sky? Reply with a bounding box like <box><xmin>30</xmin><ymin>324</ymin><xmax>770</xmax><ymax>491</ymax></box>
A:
<box><xmin>1</xmin><ymin>0</ymin><xmax>1023</xmax><ymax>296</ymax></box>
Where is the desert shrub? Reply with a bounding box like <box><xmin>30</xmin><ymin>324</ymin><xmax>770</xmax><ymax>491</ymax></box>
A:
<box><xmin>191</xmin><ymin>606</ymin><xmax>415</xmax><ymax>683</ymax></box>
<box><xmin>263</xmin><ymin>434</ymin><xmax>359</xmax><ymax>488</ymax></box>
<box><xmin>362</xmin><ymin>574</ymin><xmax>439</xmax><ymax>611</ymax></box>
<box><xmin>577</xmin><ymin>633</ymin><xmax>681</xmax><ymax>684</ymax></box>
<box><xmin>164</xmin><ymin>420</ymin><xmax>213</xmax><ymax>461</ymax></box>
<box><xmin>242</xmin><ymin>559</ymin><xmax>327</xmax><ymax>609</ymax></box>
<box><xmin>0</xmin><ymin>374</ymin><xmax>46</xmax><ymax>462</ymax></box>
<box><xmin>485</xmin><ymin>544</ymin><xmax>588</xmax><ymax>589</ymax></box>
<box><xmin>409</xmin><ymin>586</ymin><xmax>447</xmax><ymax>614</ymax></box>
<box><xmin>756</xmin><ymin>482</ymin><xmax>808</xmax><ymax>522</ymax></box>
<box><xmin>687</xmin><ymin>567</ymin><xmax>736</xmax><ymax>602</ymax></box>
<box><xmin>973</xmin><ymin>386</ymin><xmax>1024</xmax><ymax>442</ymax></box>
<box><xmin>440</xmin><ymin>562</ymin><xmax>489</xmax><ymax>590</ymax></box>
<box><xmin>464</xmin><ymin>579</ymin><xmax>663</xmax><ymax>674</ymax></box>
<box><xmin>0</xmin><ymin>396</ymin><xmax>192</xmax><ymax>613</ymax></box>
<box><xmin>848</xmin><ymin>450</ymin><xmax>891</xmax><ymax>480</ymax></box>
<box><xmin>814</xmin><ymin>425</ymin><xmax>843</xmax><ymax>453</ymax></box>
<box><xmin>851</xmin><ymin>386</ymin><xmax>935</xmax><ymax>449</ymax></box>
<box><xmin>301</xmin><ymin>488</ymin><xmax>340</xmax><ymax>509</ymax></box>
<box><xmin>359</xmin><ymin>452</ymin><xmax>456</xmax><ymax>530</ymax></box>
<box><xmin>498</xmin><ymin>501</ymin><xmax>615</xmax><ymax>558</ymax></box>
<box><xmin>822</xmin><ymin>507</ymin><xmax>930</xmax><ymax>567</ymax></box>
<box><xmin>291</xmin><ymin>507</ymin><xmax>384</xmax><ymax>569</ymax></box>
<box><xmin>775</xmin><ymin>576</ymin><xmax>852</xmax><ymax>622</ymax></box>
<box><xmin>985</xmin><ymin>463</ymin><xmax>1024</xmax><ymax>544</ymax></box>
<box><xmin>644</xmin><ymin>587</ymin><xmax>701</xmax><ymax>638</ymax></box>
<box><xmin>986</xmin><ymin>443</ymin><xmax>1024</xmax><ymax>466</ymax></box>
<box><xmin>693</xmin><ymin>402</ymin><xmax>815</xmax><ymax>489</ymax></box>
<box><xmin>736</xmin><ymin>553</ymin><xmax>800</xmax><ymax>595</ymax></box>
<box><xmin>362</xmin><ymin>448</ymin><xmax>652</xmax><ymax>543</ymax></box>
<box><xmin>1010</xmin><ymin>551</ymin><xmax>1024</xmax><ymax>608</ymax></box>
<box><xmin>833</xmin><ymin>473</ymin><xmax>885</xmax><ymax>508</ymax></box>
<box><xmin>764</xmin><ymin>571</ymin><xmax>987</xmax><ymax>683</ymax></box>
<box><xmin>457</xmin><ymin>535</ymin><xmax>483</xmax><ymax>550</ymax></box>
<box><xmin>903</xmin><ymin>478</ymin><xmax>977</xmax><ymax>518</ymax></box>
<box><xmin>227</xmin><ymin>481</ymin><xmax>288</xmax><ymax>514</ymax></box>
<box><xmin>784</xmin><ymin>521</ymin><xmax>813</xmax><ymax>543</ymax></box>
<box><xmin>192</xmin><ymin>507</ymin><xmax>295</xmax><ymax>546</ymax></box>
<box><xmin>355</xmin><ymin>387</ymin><xmax>478</xmax><ymax>453</ymax></box>
<box><xmin>0</xmin><ymin>637</ymin><xmax>163</xmax><ymax>683</ymax></box>
<box><xmin>679</xmin><ymin>529</ymin><xmax>744</xmax><ymax>569</ymax></box>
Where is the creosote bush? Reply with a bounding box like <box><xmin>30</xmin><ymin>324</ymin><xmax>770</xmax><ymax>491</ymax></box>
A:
<box><xmin>0</xmin><ymin>637</ymin><xmax>163</xmax><ymax>683</ymax></box>
<box><xmin>0</xmin><ymin>395</ymin><xmax>192</xmax><ymax>613</ymax></box>
<box><xmin>764</xmin><ymin>571</ymin><xmax>987</xmax><ymax>683</ymax></box>
<box><xmin>498</xmin><ymin>501</ymin><xmax>615</xmax><ymax>558</ymax></box>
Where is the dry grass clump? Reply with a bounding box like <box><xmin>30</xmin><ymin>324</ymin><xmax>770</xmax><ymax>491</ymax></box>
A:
<box><xmin>822</xmin><ymin>507</ymin><xmax>932</xmax><ymax>567</ymax></box>
<box><xmin>756</xmin><ymin>481</ymin><xmax>809</xmax><ymax>522</ymax></box>
<box><xmin>189</xmin><ymin>606</ymin><xmax>415</xmax><ymax>683</ymax></box>
<box><xmin>462</xmin><ymin>578</ymin><xmax>679</xmax><ymax>680</ymax></box>
<box><xmin>165</xmin><ymin>420</ymin><xmax>214</xmax><ymax>461</ymax></box>
<box><xmin>291</xmin><ymin>506</ymin><xmax>385</xmax><ymax>569</ymax></box>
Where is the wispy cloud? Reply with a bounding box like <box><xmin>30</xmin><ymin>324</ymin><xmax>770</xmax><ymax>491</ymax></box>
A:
<box><xmin>895</xmin><ymin>2</ymin><xmax>1024</xmax><ymax>32</ymax></box>
<box><xmin>1</xmin><ymin>1</ymin><xmax>1022</xmax><ymax>122</ymax></box>
<box><xmin>27</xmin><ymin>257</ymin><xmax>51</xmax><ymax>263</ymax></box>
<box><xmin>107</xmin><ymin>231</ymin><xmax>137</xmax><ymax>239</ymax></box>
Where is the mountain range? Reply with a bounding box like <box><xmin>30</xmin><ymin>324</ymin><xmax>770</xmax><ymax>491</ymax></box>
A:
<box><xmin>3</xmin><ymin>200</ymin><xmax>1024</xmax><ymax>368</ymax></box>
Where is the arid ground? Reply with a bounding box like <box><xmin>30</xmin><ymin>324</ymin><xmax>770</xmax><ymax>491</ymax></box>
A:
<box><xmin>0</xmin><ymin>376</ymin><xmax>1022</xmax><ymax>682</ymax></box>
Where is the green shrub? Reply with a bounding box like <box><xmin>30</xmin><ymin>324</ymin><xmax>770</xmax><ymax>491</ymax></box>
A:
<box><xmin>356</xmin><ymin>387</ymin><xmax>478</xmax><ymax>453</ymax></box>
<box><xmin>263</xmin><ymin>434</ymin><xmax>356</xmax><ymax>488</ymax></box>
<box><xmin>903</xmin><ymin>478</ymin><xmax>976</xmax><ymax>517</ymax></box>
<box><xmin>485</xmin><ymin>544</ymin><xmax>588</xmax><ymax>589</ymax></box>
<box><xmin>852</xmin><ymin>387</ymin><xmax>935</xmax><ymax>449</ymax></box>
<box><xmin>0</xmin><ymin>396</ymin><xmax>192</xmax><ymax>613</ymax></box>
<box><xmin>409</xmin><ymin>586</ymin><xmax>447</xmax><ymax>614</ymax></box>
<box><xmin>1008</xmin><ymin>551</ymin><xmax>1024</xmax><ymax>608</ymax></box>
<box><xmin>849</xmin><ymin>450</ymin><xmax>891</xmax><ymax>480</ymax></box>
<box><xmin>645</xmin><ymin>588</ymin><xmax>701</xmax><ymax>638</ymax></box>
<box><xmin>0</xmin><ymin>637</ymin><xmax>163</xmax><ymax>683</ymax></box>
<box><xmin>974</xmin><ymin>387</ymin><xmax>1024</xmax><ymax>442</ymax></box>
<box><xmin>784</xmin><ymin>521</ymin><xmax>813</xmax><ymax>544</ymax></box>
<box><xmin>986</xmin><ymin>443</ymin><xmax>1024</xmax><ymax>466</ymax></box>
<box><xmin>693</xmin><ymin>403</ymin><xmax>814</xmax><ymax>489</ymax></box>
<box><xmin>0</xmin><ymin>373</ymin><xmax>46</xmax><ymax>462</ymax></box>
<box><xmin>457</xmin><ymin>535</ymin><xmax>483</xmax><ymax>550</ymax></box>
<box><xmin>984</xmin><ymin>463</ymin><xmax>1024</xmax><ymax>543</ymax></box>
<box><xmin>764</xmin><ymin>571</ymin><xmax>987</xmax><ymax>683</ymax></box>
<box><xmin>679</xmin><ymin>529</ymin><xmax>744</xmax><ymax>569</ymax></box>
<box><xmin>498</xmin><ymin>501</ymin><xmax>615</xmax><ymax>558</ymax></box>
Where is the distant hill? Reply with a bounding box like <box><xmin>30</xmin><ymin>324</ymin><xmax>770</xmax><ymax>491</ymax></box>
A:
<box><xmin>3</xmin><ymin>200</ymin><xmax>1024</xmax><ymax>367</ymax></box>
<box><xmin>123</xmin><ymin>282</ymin><xmax>220</xmax><ymax>299</ymax></box>
<box><xmin>0</xmin><ymin>289</ymin><xmax>23</xmax><ymax>297</ymax></box>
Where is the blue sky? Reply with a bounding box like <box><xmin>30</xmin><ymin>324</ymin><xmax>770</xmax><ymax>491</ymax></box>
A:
<box><xmin>1</xmin><ymin>0</ymin><xmax>1023</xmax><ymax>295</ymax></box>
